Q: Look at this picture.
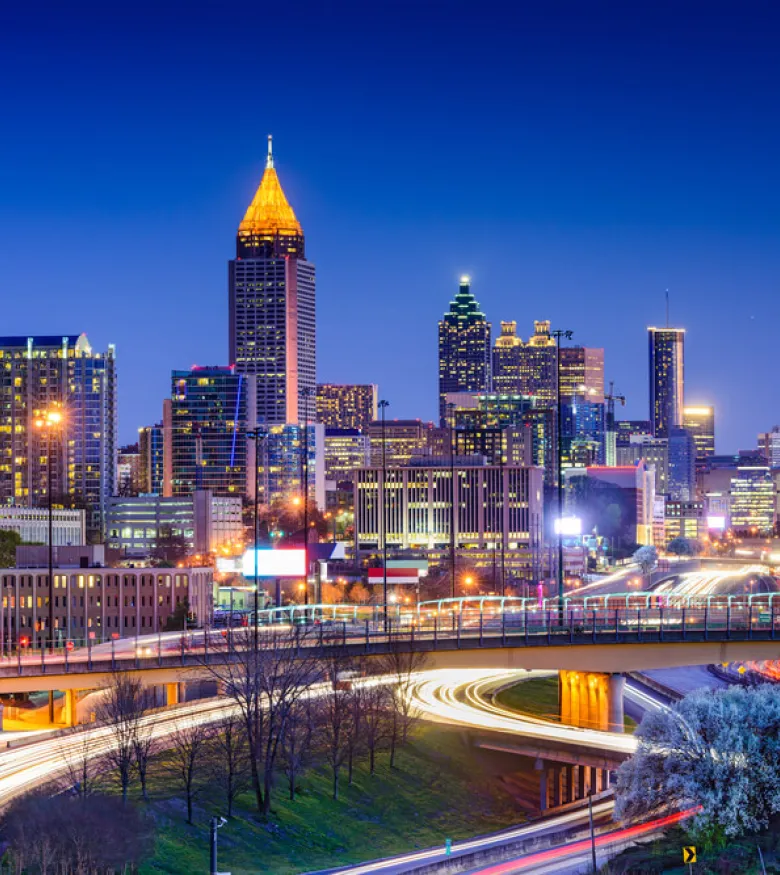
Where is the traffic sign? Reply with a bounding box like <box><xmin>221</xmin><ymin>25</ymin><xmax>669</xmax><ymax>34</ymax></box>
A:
<box><xmin>683</xmin><ymin>846</ymin><xmax>697</xmax><ymax>863</ymax></box>
<box><xmin>65</xmin><ymin>640</ymin><xmax>74</xmax><ymax>652</ymax></box>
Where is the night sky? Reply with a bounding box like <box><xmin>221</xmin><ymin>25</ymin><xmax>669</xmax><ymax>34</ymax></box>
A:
<box><xmin>2</xmin><ymin>1</ymin><xmax>779</xmax><ymax>451</ymax></box>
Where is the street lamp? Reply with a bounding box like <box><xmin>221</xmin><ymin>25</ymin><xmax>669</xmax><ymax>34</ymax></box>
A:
<box><xmin>34</xmin><ymin>409</ymin><xmax>63</xmax><ymax>654</ymax></box>
<box><xmin>551</xmin><ymin>328</ymin><xmax>573</xmax><ymax>621</ymax></box>
<box><xmin>246</xmin><ymin>428</ymin><xmax>264</xmax><ymax>654</ymax></box>
<box><xmin>378</xmin><ymin>399</ymin><xmax>390</xmax><ymax>629</ymax></box>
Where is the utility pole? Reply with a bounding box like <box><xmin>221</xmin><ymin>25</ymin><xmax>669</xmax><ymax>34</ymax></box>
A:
<box><xmin>588</xmin><ymin>793</ymin><xmax>597</xmax><ymax>873</ymax></box>
<box><xmin>246</xmin><ymin>429</ymin><xmax>263</xmax><ymax>654</ymax></box>
<box><xmin>551</xmin><ymin>328</ymin><xmax>573</xmax><ymax>622</ymax></box>
<box><xmin>378</xmin><ymin>399</ymin><xmax>390</xmax><ymax>629</ymax></box>
<box><xmin>300</xmin><ymin>386</ymin><xmax>315</xmax><ymax>607</ymax></box>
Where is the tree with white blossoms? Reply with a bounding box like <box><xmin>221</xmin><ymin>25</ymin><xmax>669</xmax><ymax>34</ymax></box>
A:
<box><xmin>615</xmin><ymin>685</ymin><xmax>780</xmax><ymax>850</ymax></box>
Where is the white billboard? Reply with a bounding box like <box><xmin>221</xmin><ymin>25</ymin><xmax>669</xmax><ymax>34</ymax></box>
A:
<box><xmin>242</xmin><ymin>549</ymin><xmax>306</xmax><ymax>578</ymax></box>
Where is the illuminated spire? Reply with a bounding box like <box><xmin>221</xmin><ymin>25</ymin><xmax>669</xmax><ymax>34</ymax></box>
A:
<box><xmin>238</xmin><ymin>136</ymin><xmax>302</xmax><ymax>239</ymax></box>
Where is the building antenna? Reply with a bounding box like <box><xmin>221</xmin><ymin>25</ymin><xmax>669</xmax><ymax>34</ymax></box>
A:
<box><xmin>665</xmin><ymin>289</ymin><xmax>669</xmax><ymax>328</ymax></box>
<box><xmin>266</xmin><ymin>134</ymin><xmax>274</xmax><ymax>169</ymax></box>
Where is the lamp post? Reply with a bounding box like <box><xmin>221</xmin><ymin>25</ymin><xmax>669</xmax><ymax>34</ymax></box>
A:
<box><xmin>447</xmin><ymin>402</ymin><xmax>456</xmax><ymax>598</ymax></box>
<box><xmin>551</xmin><ymin>328</ymin><xmax>573</xmax><ymax>621</ymax></box>
<box><xmin>300</xmin><ymin>386</ymin><xmax>315</xmax><ymax>607</ymax></box>
<box><xmin>246</xmin><ymin>428</ymin><xmax>263</xmax><ymax>654</ymax></box>
<box><xmin>378</xmin><ymin>399</ymin><xmax>390</xmax><ymax>629</ymax></box>
<box><xmin>34</xmin><ymin>409</ymin><xmax>63</xmax><ymax>653</ymax></box>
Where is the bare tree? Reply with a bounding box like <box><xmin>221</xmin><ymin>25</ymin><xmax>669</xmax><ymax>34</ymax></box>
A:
<box><xmin>58</xmin><ymin>726</ymin><xmax>104</xmax><ymax>798</ymax></box>
<box><xmin>209</xmin><ymin>710</ymin><xmax>251</xmax><ymax>817</ymax></box>
<box><xmin>133</xmin><ymin>717</ymin><xmax>158</xmax><ymax>803</ymax></box>
<box><xmin>165</xmin><ymin>719</ymin><xmax>212</xmax><ymax>825</ymax></box>
<box><xmin>201</xmin><ymin>626</ymin><xmax>319</xmax><ymax>816</ymax></box>
<box><xmin>95</xmin><ymin>672</ymin><xmax>152</xmax><ymax>804</ymax></box>
<box><xmin>319</xmin><ymin>641</ymin><xmax>359</xmax><ymax>800</ymax></box>
<box><xmin>362</xmin><ymin>680</ymin><xmax>391</xmax><ymax>775</ymax></box>
<box><xmin>378</xmin><ymin>644</ymin><xmax>427</xmax><ymax>767</ymax></box>
<box><xmin>280</xmin><ymin>697</ymin><xmax>318</xmax><ymax>801</ymax></box>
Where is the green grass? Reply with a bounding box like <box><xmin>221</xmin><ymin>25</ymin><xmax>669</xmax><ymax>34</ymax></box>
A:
<box><xmin>495</xmin><ymin>677</ymin><xmax>637</xmax><ymax>732</ymax></box>
<box><xmin>138</xmin><ymin>725</ymin><xmax>522</xmax><ymax>875</ymax></box>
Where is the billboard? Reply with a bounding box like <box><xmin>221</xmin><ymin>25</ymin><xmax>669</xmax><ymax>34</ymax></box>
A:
<box><xmin>554</xmin><ymin>517</ymin><xmax>582</xmax><ymax>537</ymax></box>
<box><xmin>242</xmin><ymin>549</ymin><xmax>306</xmax><ymax>578</ymax></box>
<box><xmin>707</xmin><ymin>516</ymin><xmax>726</xmax><ymax>531</ymax></box>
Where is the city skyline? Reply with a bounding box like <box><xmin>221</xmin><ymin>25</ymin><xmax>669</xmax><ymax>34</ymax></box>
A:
<box><xmin>3</xmin><ymin>3</ymin><xmax>780</xmax><ymax>452</ymax></box>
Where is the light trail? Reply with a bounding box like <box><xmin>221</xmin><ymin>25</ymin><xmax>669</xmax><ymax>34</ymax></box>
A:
<box><xmin>407</xmin><ymin>670</ymin><xmax>637</xmax><ymax>755</ymax></box>
<box><xmin>466</xmin><ymin>808</ymin><xmax>697</xmax><ymax>874</ymax></box>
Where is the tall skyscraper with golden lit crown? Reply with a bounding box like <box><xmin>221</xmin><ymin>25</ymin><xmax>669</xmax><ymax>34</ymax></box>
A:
<box><xmin>229</xmin><ymin>136</ymin><xmax>315</xmax><ymax>426</ymax></box>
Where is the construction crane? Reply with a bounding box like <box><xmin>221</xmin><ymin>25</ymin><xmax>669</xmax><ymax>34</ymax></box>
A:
<box><xmin>605</xmin><ymin>381</ymin><xmax>626</xmax><ymax>466</ymax></box>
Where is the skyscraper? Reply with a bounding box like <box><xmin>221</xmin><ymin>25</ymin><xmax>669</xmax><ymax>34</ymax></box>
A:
<box><xmin>518</xmin><ymin>321</ymin><xmax>557</xmax><ymax>406</ymax></box>
<box><xmin>648</xmin><ymin>328</ymin><xmax>684</xmax><ymax>438</ymax></box>
<box><xmin>438</xmin><ymin>276</ymin><xmax>491</xmax><ymax>425</ymax></box>
<box><xmin>316</xmin><ymin>384</ymin><xmax>378</xmax><ymax>431</ymax></box>
<box><xmin>0</xmin><ymin>334</ymin><xmax>117</xmax><ymax>539</ymax></box>
<box><xmin>668</xmin><ymin>427</ymin><xmax>696</xmax><ymax>502</ymax></box>
<box><xmin>138</xmin><ymin>421</ymin><xmax>166</xmax><ymax>495</ymax></box>
<box><xmin>558</xmin><ymin>346</ymin><xmax>605</xmax><ymax>403</ymax></box>
<box><xmin>228</xmin><ymin>136</ymin><xmax>315</xmax><ymax>426</ymax></box>
<box><xmin>167</xmin><ymin>367</ymin><xmax>256</xmax><ymax>497</ymax></box>
<box><xmin>492</xmin><ymin>321</ymin><xmax>524</xmax><ymax>394</ymax></box>
<box><xmin>758</xmin><ymin>426</ymin><xmax>780</xmax><ymax>468</ymax></box>
<box><xmin>683</xmin><ymin>405</ymin><xmax>715</xmax><ymax>466</ymax></box>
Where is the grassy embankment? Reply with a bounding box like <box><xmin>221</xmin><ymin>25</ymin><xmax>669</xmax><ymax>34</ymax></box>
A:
<box><xmin>495</xmin><ymin>676</ymin><xmax>637</xmax><ymax>732</ymax></box>
<box><xmin>138</xmin><ymin>724</ymin><xmax>522</xmax><ymax>875</ymax></box>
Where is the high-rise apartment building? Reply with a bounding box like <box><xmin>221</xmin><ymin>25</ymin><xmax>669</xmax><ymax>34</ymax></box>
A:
<box><xmin>438</xmin><ymin>276</ymin><xmax>491</xmax><ymax>426</ymax></box>
<box><xmin>648</xmin><ymin>328</ymin><xmax>684</xmax><ymax>438</ymax></box>
<box><xmin>558</xmin><ymin>347</ymin><xmax>605</xmax><ymax>403</ymax></box>
<box><xmin>0</xmin><ymin>334</ymin><xmax>116</xmax><ymax>539</ymax></box>
<box><xmin>228</xmin><ymin>137</ymin><xmax>315</xmax><ymax>426</ymax></box>
<box><xmin>316</xmin><ymin>384</ymin><xmax>378</xmax><ymax>431</ymax></box>
<box><xmin>167</xmin><ymin>367</ymin><xmax>255</xmax><ymax>497</ymax></box>
<box><xmin>682</xmin><ymin>405</ymin><xmax>715</xmax><ymax>466</ymax></box>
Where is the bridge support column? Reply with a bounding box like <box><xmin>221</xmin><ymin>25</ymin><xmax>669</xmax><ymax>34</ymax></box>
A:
<box><xmin>560</xmin><ymin>671</ymin><xmax>611</xmax><ymax>731</ymax></box>
<box><xmin>63</xmin><ymin>689</ymin><xmax>79</xmax><ymax>727</ymax></box>
<box><xmin>165</xmin><ymin>683</ymin><xmax>180</xmax><ymax>707</ymax></box>
<box><xmin>535</xmin><ymin>758</ymin><xmax>548</xmax><ymax>812</ymax></box>
<box><xmin>608</xmin><ymin>674</ymin><xmax>626</xmax><ymax>733</ymax></box>
<box><xmin>565</xmin><ymin>765</ymin><xmax>575</xmax><ymax>803</ymax></box>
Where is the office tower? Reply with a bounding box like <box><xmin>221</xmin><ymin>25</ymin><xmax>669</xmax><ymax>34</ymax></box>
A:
<box><xmin>518</xmin><ymin>321</ymin><xmax>557</xmax><ymax>406</ymax></box>
<box><xmin>560</xmin><ymin>395</ymin><xmax>606</xmax><ymax>468</ymax></box>
<box><xmin>558</xmin><ymin>347</ymin><xmax>605</xmax><ymax>403</ymax></box>
<box><xmin>316</xmin><ymin>384</ymin><xmax>378</xmax><ymax>431</ymax></box>
<box><xmin>757</xmin><ymin>426</ymin><xmax>780</xmax><ymax>468</ymax></box>
<box><xmin>648</xmin><ymin>327</ymin><xmax>684</xmax><ymax>437</ymax></box>
<box><xmin>438</xmin><ymin>276</ymin><xmax>491</xmax><ymax>425</ymax></box>
<box><xmin>730</xmin><ymin>464</ymin><xmax>775</xmax><ymax>534</ymax></box>
<box><xmin>683</xmin><ymin>405</ymin><xmax>715</xmax><ymax>466</ymax></box>
<box><xmin>138</xmin><ymin>421</ymin><xmax>166</xmax><ymax>494</ymax></box>
<box><xmin>366</xmin><ymin>419</ymin><xmax>436</xmax><ymax>467</ymax></box>
<box><xmin>167</xmin><ymin>367</ymin><xmax>256</xmax><ymax>497</ymax></box>
<box><xmin>251</xmin><ymin>423</ymin><xmax>324</xmax><ymax>509</ymax></box>
<box><xmin>668</xmin><ymin>427</ymin><xmax>696</xmax><ymax>501</ymax></box>
<box><xmin>324</xmin><ymin>428</ymin><xmax>371</xmax><ymax>483</ymax></box>
<box><xmin>228</xmin><ymin>137</ymin><xmax>315</xmax><ymax>426</ymax></box>
<box><xmin>353</xmin><ymin>463</ymin><xmax>544</xmax><ymax>580</ymax></box>
<box><xmin>0</xmin><ymin>334</ymin><xmax>116</xmax><ymax>540</ymax></box>
<box><xmin>615</xmin><ymin>420</ymin><xmax>653</xmax><ymax>447</ymax></box>
<box><xmin>492</xmin><ymin>321</ymin><xmax>524</xmax><ymax>394</ymax></box>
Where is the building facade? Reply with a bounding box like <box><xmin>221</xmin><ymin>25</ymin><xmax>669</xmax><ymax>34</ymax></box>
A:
<box><xmin>324</xmin><ymin>429</ymin><xmax>371</xmax><ymax>483</ymax></box>
<box><xmin>0</xmin><ymin>565</ymin><xmax>212</xmax><ymax>649</ymax></box>
<box><xmin>0</xmin><ymin>507</ymin><xmax>85</xmax><ymax>547</ymax></box>
<box><xmin>366</xmin><ymin>419</ymin><xmax>438</xmax><ymax>467</ymax></box>
<box><xmin>228</xmin><ymin>137</ymin><xmax>316</xmax><ymax>426</ymax></box>
<box><xmin>558</xmin><ymin>347</ymin><xmax>605</xmax><ymax>403</ymax></box>
<box><xmin>668</xmin><ymin>427</ymin><xmax>696</xmax><ymax>502</ymax></box>
<box><xmin>758</xmin><ymin>427</ymin><xmax>780</xmax><ymax>468</ymax></box>
<box><xmin>438</xmin><ymin>277</ymin><xmax>491</xmax><ymax>426</ymax></box>
<box><xmin>139</xmin><ymin>421</ymin><xmax>166</xmax><ymax>495</ymax></box>
<box><xmin>353</xmin><ymin>464</ymin><xmax>544</xmax><ymax>577</ymax></box>
<box><xmin>492</xmin><ymin>322</ymin><xmax>524</xmax><ymax>395</ymax></box>
<box><xmin>683</xmin><ymin>405</ymin><xmax>715</xmax><ymax>466</ymax></box>
<box><xmin>248</xmin><ymin>423</ymin><xmax>325</xmax><ymax>509</ymax></box>
<box><xmin>730</xmin><ymin>465</ymin><xmax>775</xmax><ymax>534</ymax></box>
<box><xmin>0</xmin><ymin>334</ymin><xmax>117</xmax><ymax>540</ymax></box>
<box><xmin>167</xmin><ymin>367</ymin><xmax>256</xmax><ymax>498</ymax></box>
<box><xmin>648</xmin><ymin>327</ymin><xmax>684</xmax><ymax>438</ymax></box>
<box><xmin>316</xmin><ymin>384</ymin><xmax>377</xmax><ymax>431</ymax></box>
<box><xmin>518</xmin><ymin>321</ymin><xmax>557</xmax><ymax>406</ymax></box>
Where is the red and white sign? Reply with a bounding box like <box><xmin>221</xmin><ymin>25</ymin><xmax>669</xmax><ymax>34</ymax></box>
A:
<box><xmin>368</xmin><ymin>568</ymin><xmax>420</xmax><ymax>585</ymax></box>
<box><xmin>65</xmin><ymin>640</ymin><xmax>74</xmax><ymax>652</ymax></box>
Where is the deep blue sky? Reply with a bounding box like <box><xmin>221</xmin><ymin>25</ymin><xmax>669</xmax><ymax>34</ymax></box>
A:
<box><xmin>2</xmin><ymin>1</ymin><xmax>779</xmax><ymax>451</ymax></box>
